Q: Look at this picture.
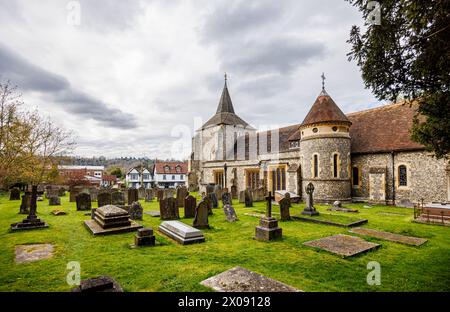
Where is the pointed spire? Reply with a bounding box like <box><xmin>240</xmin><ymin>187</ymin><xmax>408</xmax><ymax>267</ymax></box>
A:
<box><xmin>320</xmin><ymin>72</ymin><xmax>328</xmax><ymax>96</ymax></box>
<box><xmin>216</xmin><ymin>73</ymin><xmax>235</xmax><ymax>114</ymax></box>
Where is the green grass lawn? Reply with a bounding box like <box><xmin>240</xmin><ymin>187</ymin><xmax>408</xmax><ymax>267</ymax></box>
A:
<box><xmin>0</xmin><ymin>192</ymin><xmax>449</xmax><ymax>292</ymax></box>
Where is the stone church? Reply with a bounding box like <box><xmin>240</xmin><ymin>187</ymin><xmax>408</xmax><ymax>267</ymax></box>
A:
<box><xmin>189</xmin><ymin>76</ymin><xmax>449</xmax><ymax>206</ymax></box>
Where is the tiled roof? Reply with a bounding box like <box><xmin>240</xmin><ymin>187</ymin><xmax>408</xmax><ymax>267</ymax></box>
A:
<box><xmin>347</xmin><ymin>102</ymin><xmax>423</xmax><ymax>154</ymax></box>
<box><xmin>301</xmin><ymin>90</ymin><xmax>351</xmax><ymax>127</ymax></box>
<box><xmin>155</xmin><ymin>161</ymin><xmax>188</xmax><ymax>174</ymax></box>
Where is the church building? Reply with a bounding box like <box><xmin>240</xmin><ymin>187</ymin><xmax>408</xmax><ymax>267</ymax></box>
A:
<box><xmin>189</xmin><ymin>76</ymin><xmax>449</xmax><ymax>206</ymax></box>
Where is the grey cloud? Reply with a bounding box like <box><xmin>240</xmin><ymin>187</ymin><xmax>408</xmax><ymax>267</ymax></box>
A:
<box><xmin>237</xmin><ymin>74</ymin><xmax>291</xmax><ymax>98</ymax></box>
<box><xmin>0</xmin><ymin>43</ymin><xmax>136</xmax><ymax>129</ymax></box>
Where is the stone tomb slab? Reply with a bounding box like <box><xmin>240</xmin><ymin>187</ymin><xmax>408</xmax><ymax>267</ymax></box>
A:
<box><xmin>144</xmin><ymin>211</ymin><xmax>161</xmax><ymax>217</ymax></box>
<box><xmin>201</xmin><ymin>266</ymin><xmax>300</xmax><ymax>292</ymax></box>
<box><xmin>158</xmin><ymin>221</ymin><xmax>205</xmax><ymax>245</ymax></box>
<box><xmin>15</xmin><ymin>244</ymin><xmax>54</xmax><ymax>264</ymax></box>
<box><xmin>84</xmin><ymin>219</ymin><xmax>142</xmax><ymax>235</ymax></box>
<box><xmin>303</xmin><ymin>234</ymin><xmax>380</xmax><ymax>258</ymax></box>
<box><xmin>350</xmin><ymin>227</ymin><xmax>427</xmax><ymax>246</ymax></box>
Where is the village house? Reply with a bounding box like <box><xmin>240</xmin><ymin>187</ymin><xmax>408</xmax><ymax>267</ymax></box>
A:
<box><xmin>153</xmin><ymin>161</ymin><xmax>188</xmax><ymax>189</ymax></box>
<box><xmin>125</xmin><ymin>166</ymin><xmax>153</xmax><ymax>189</ymax></box>
<box><xmin>189</xmin><ymin>76</ymin><xmax>450</xmax><ymax>206</ymax></box>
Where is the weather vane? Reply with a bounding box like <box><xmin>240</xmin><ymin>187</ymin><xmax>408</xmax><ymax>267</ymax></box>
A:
<box><xmin>321</xmin><ymin>72</ymin><xmax>326</xmax><ymax>90</ymax></box>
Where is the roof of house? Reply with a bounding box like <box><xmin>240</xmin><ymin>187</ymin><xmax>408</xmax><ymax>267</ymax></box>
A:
<box><xmin>102</xmin><ymin>175</ymin><xmax>118</xmax><ymax>182</ymax></box>
<box><xmin>301</xmin><ymin>90</ymin><xmax>351</xmax><ymax>127</ymax></box>
<box><xmin>154</xmin><ymin>161</ymin><xmax>188</xmax><ymax>174</ymax></box>
<box><xmin>201</xmin><ymin>80</ymin><xmax>253</xmax><ymax>129</ymax></box>
<box><xmin>58</xmin><ymin>165</ymin><xmax>105</xmax><ymax>171</ymax></box>
<box><xmin>347</xmin><ymin>102</ymin><xmax>423</xmax><ymax>154</ymax></box>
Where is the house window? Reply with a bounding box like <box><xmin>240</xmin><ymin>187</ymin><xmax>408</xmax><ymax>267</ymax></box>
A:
<box><xmin>180</xmin><ymin>175</ymin><xmax>184</xmax><ymax>180</ymax></box>
<box><xmin>271</xmin><ymin>166</ymin><xmax>286</xmax><ymax>192</ymax></box>
<box><xmin>352</xmin><ymin>167</ymin><xmax>359</xmax><ymax>186</ymax></box>
<box><xmin>215</xmin><ymin>171</ymin><xmax>224</xmax><ymax>188</ymax></box>
<box><xmin>176</xmin><ymin>166</ymin><xmax>181</xmax><ymax>173</ymax></box>
<box><xmin>164</xmin><ymin>166</ymin><xmax>170</xmax><ymax>173</ymax></box>
<box><xmin>333</xmin><ymin>154</ymin><xmax>338</xmax><ymax>178</ymax></box>
<box><xmin>163</xmin><ymin>175</ymin><xmax>166</xmax><ymax>180</ymax></box>
<box><xmin>246</xmin><ymin>170</ymin><xmax>260</xmax><ymax>190</ymax></box>
<box><xmin>313</xmin><ymin>155</ymin><xmax>319</xmax><ymax>178</ymax></box>
<box><xmin>398</xmin><ymin>165</ymin><xmax>407</xmax><ymax>186</ymax></box>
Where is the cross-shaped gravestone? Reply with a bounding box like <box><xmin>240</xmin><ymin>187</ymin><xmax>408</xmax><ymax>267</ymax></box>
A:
<box><xmin>265</xmin><ymin>192</ymin><xmax>274</xmax><ymax>218</ymax></box>
<box><xmin>301</xmin><ymin>183</ymin><xmax>319</xmax><ymax>216</ymax></box>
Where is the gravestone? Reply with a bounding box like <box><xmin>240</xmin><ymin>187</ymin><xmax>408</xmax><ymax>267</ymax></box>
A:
<box><xmin>11</xmin><ymin>185</ymin><xmax>48</xmax><ymax>231</ymax></box>
<box><xmin>231</xmin><ymin>185</ymin><xmax>238</xmax><ymax>199</ymax></box>
<box><xmin>127</xmin><ymin>188</ymin><xmax>139</xmax><ymax>205</ymax></box>
<box><xmin>45</xmin><ymin>188</ymin><xmax>58</xmax><ymax>199</ymax></box>
<box><xmin>239</xmin><ymin>191</ymin><xmax>245</xmax><ymax>203</ymax></box>
<box><xmin>19</xmin><ymin>193</ymin><xmax>31</xmax><ymax>214</ymax></box>
<box><xmin>134</xmin><ymin>228</ymin><xmax>155</xmax><ymax>247</ymax></box>
<box><xmin>158</xmin><ymin>220</ymin><xmax>205</xmax><ymax>245</ymax></box>
<box><xmin>98</xmin><ymin>192</ymin><xmax>112</xmax><ymax>208</ymax></box>
<box><xmin>303</xmin><ymin>234</ymin><xmax>380</xmax><ymax>257</ymax></box>
<box><xmin>208</xmin><ymin>192</ymin><xmax>218</xmax><ymax>209</ymax></box>
<box><xmin>71</xmin><ymin>276</ymin><xmax>123</xmax><ymax>292</ymax></box>
<box><xmin>111</xmin><ymin>191</ymin><xmax>125</xmax><ymax>206</ymax></box>
<box><xmin>193</xmin><ymin>200</ymin><xmax>210</xmax><ymax>229</ymax></box>
<box><xmin>159</xmin><ymin>197</ymin><xmax>179</xmax><ymax>220</ymax></box>
<box><xmin>129</xmin><ymin>201</ymin><xmax>143</xmax><ymax>220</ymax></box>
<box><xmin>176</xmin><ymin>187</ymin><xmax>188</xmax><ymax>208</ymax></box>
<box><xmin>222</xmin><ymin>192</ymin><xmax>232</xmax><ymax>206</ymax></box>
<box><xmin>69</xmin><ymin>186</ymin><xmax>82</xmax><ymax>202</ymax></box>
<box><xmin>58</xmin><ymin>187</ymin><xmax>66</xmax><ymax>197</ymax></box>
<box><xmin>15</xmin><ymin>244</ymin><xmax>54</xmax><ymax>264</ymax></box>
<box><xmin>76</xmin><ymin>193</ymin><xmax>91</xmax><ymax>211</ymax></box>
<box><xmin>184</xmin><ymin>195</ymin><xmax>196</xmax><ymax>218</ymax></box>
<box><xmin>255</xmin><ymin>192</ymin><xmax>282</xmax><ymax>241</ymax></box>
<box><xmin>138</xmin><ymin>187</ymin><xmax>146</xmax><ymax>200</ymax></box>
<box><xmin>206</xmin><ymin>184</ymin><xmax>215</xmax><ymax>194</ymax></box>
<box><xmin>301</xmin><ymin>183</ymin><xmax>319</xmax><ymax>216</ymax></box>
<box><xmin>202</xmin><ymin>195</ymin><xmax>213</xmax><ymax>215</ymax></box>
<box><xmin>10</xmin><ymin>187</ymin><xmax>20</xmax><ymax>200</ymax></box>
<box><xmin>145</xmin><ymin>190</ymin><xmax>154</xmax><ymax>202</ymax></box>
<box><xmin>245</xmin><ymin>189</ymin><xmax>253</xmax><ymax>207</ymax></box>
<box><xmin>279</xmin><ymin>197</ymin><xmax>291</xmax><ymax>221</ymax></box>
<box><xmin>223</xmin><ymin>204</ymin><xmax>238</xmax><ymax>222</ymax></box>
<box><xmin>163</xmin><ymin>189</ymin><xmax>174</xmax><ymax>199</ymax></box>
<box><xmin>84</xmin><ymin>205</ymin><xmax>142</xmax><ymax>235</ymax></box>
<box><xmin>157</xmin><ymin>189</ymin><xmax>164</xmax><ymax>201</ymax></box>
<box><xmin>48</xmin><ymin>196</ymin><xmax>61</xmax><ymax>206</ymax></box>
<box><xmin>284</xmin><ymin>193</ymin><xmax>292</xmax><ymax>207</ymax></box>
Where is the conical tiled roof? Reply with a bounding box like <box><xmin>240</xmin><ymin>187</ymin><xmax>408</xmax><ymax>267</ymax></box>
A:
<box><xmin>301</xmin><ymin>89</ymin><xmax>351</xmax><ymax>127</ymax></box>
<box><xmin>201</xmin><ymin>78</ymin><xmax>252</xmax><ymax>129</ymax></box>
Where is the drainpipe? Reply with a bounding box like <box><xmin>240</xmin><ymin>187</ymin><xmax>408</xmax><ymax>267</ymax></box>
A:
<box><xmin>391</xmin><ymin>151</ymin><xmax>395</xmax><ymax>205</ymax></box>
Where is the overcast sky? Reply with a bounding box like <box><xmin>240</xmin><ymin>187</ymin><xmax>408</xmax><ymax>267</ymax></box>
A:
<box><xmin>0</xmin><ymin>0</ymin><xmax>383</xmax><ymax>159</ymax></box>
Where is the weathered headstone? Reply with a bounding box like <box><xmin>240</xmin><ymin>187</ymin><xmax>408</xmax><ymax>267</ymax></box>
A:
<box><xmin>111</xmin><ymin>191</ymin><xmax>125</xmax><ymax>206</ymax></box>
<box><xmin>303</xmin><ymin>234</ymin><xmax>380</xmax><ymax>257</ymax></box>
<box><xmin>184</xmin><ymin>195</ymin><xmax>196</xmax><ymax>218</ymax></box>
<box><xmin>127</xmin><ymin>188</ymin><xmax>139</xmax><ymax>205</ymax></box>
<box><xmin>255</xmin><ymin>192</ymin><xmax>282</xmax><ymax>241</ymax></box>
<box><xmin>76</xmin><ymin>193</ymin><xmax>91</xmax><ymax>211</ymax></box>
<box><xmin>10</xmin><ymin>187</ymin><xmax>20</xmax><ymax>200</ymax></box>
<box><xmin>176</xmin><ymin>187</ymin><xmax>188</xmax><ymax>208</ymax></box>
<box><xmin>279</xmin><ymin>197</ymin><xmax>291</xmax><ymax>221</ymax></box>
<box><xmin>284</xmin><ymin>193</ymin><xmax>292</xmax><ymax>207</ymax></box>
<box><xmin>163</xmin><ymin>189</ymin><xmax>174</xmax><ymax>199</ymax></box>
<box><xmin>129</xmin><ymin>201</ymin><xmax>143</xmax><ymax>220</ymax></box>
<box><xmin>245</xmin><ymin>189</ymin><xmax>253</xmax><ymax>207</ymax></box>
<box><xmin>11</xmin><ymin>185</ymin><xmax>48</xmax><ymax>231</ymax></box>
<box><xmin>134</xmin><ymin>227</ymin><xmax>155</xmax><ymax>247</ymax></box>
<box><xmin>58</xmin><ymin>187</ymin><xmax>66</xmax><ymax>197</ymax></box>
<box><xmin>138</xmin><ymin>187</ymin><xmax>146</xmax><ymax>200</ymax></box>
<box><xmin>202</xmin><ymin>194</ymin><xmax>213</xmax><ymax>215</ymax></box>
<box><xmin>301</xmin><ymin>183</ymin><xmax>319</xmax><ymax>216</ymax></box>
<box><xmin>223</xmin><ymin>204</ymin><xmax>238</xmax><ymax>222</ymax></box>
<box><xmin>157</xmin><ymin>189</ymin><xmax>164</xmax><ymax>201</ymax></box>
<box><xmin>71</xmin><ymin>276</ymin><xmax>123</xmax><ymax>292</ymax></box>
<box><xmin>193</xmin><ymin>200</ymin><xmax>210</xmax><ymax>229</ymax></box>
<box><xmin>231</xmin><ymin>185</ymin><xmax>238</xmax><ymax>199</ymax></box>
<box><xmin>221</xmin><ymin>192</ymin><xmax>232</xmax><ymax>206</ymax></box>
<box><xmin>19</xmin><ymin>193</ymin><xmax>31</xmax><ymax>214</ymax></box>
<box><xmin>145</xmin><ymin>189</ymin><xmax>154</xmax><ymax>202</ymax></box>
<box><xmin>208</xmin><ymin>192</ymin><xmax>218</xmax><ymax>209</ymax></box>
<box><xmin>48</xmin><ymin>196</ymin><xmax>61</xmax><ymax>206</ymax></box>
<box><xmin>159</xmin><ymin>197</ymin><xmax>179</xmax><ymax>220</ymax></box>
<box><xmin>97</xmin><ymin>192</ymin><xmax>112</xmax><ymax>208</ymax></box>
<box><xmin>239</xmin><ymin>190</ymin><xmax>245</xmax><ymax>203</ymax></box>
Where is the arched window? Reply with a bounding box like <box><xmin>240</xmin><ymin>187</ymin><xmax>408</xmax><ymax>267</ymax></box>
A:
<box><xmin>352</xmin><ymin>167</ymin><xmax>359</xmax><ymax>186</ymax></box>
<box><xmin>333</xmin><ymin>154</ymin><xmax>338</xmax><ymax>178</ymax></box>
<box><xmin>313</xmin><ymin>155</ymin><xmax>318</xmax><ymax>178</ymax></box>
<box><xmin>398</xmin><ymin>165</ymin><xmax>407</xmax><ymax>186</ymax></box>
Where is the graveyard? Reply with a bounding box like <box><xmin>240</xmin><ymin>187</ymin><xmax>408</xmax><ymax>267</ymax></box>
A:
<box><xmin>0</xmin><ymin>191</ymin><xmax>449</xmax><ymax>292</ymax></box>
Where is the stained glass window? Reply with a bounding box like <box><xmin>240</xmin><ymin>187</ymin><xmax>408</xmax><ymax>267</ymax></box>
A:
<box><xmin>399</xmin><ymin>165</ymin><xmax>407</xmax><ymax>186</ymax></box>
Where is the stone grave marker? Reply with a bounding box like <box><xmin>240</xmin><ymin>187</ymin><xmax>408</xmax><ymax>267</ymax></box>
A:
<box><xmin>303</xmin><ymin>234</ymin><xmax>380</xmax><ymax>257</ymax></box>
<box><xmin>111</xmin><ymin>191</ymin><xmax>125</xmax><ymax>206</ymax></box>
<box><xmin>255</xmin><ymin>192</ymin><xmax>282</xmax><ymax>241</ymax></box>
<box><xmin>350</xmin><ymin>228</ymin><xmax>427</xmax><ymax>246</ymax></box>
<box><xmin>134</xmin><ymin>227</ymin><xmax>155</xmax><ymax>247</ymax></box>
<box><xmin>157</xmin><ymin>189</ymin><xmax>164</xmax><ymax>201</ymax></box>
<box><xmin>71</xmin><ymin>276</ymin><xmax>123</xmax><ymax>292</ymax></box>
<box><xmin>184</xmin><ymin>195</ymin><xmax>196</xmax><ymax>218</ymax></box>
<box><xmin>301</xmin><ymin>183</ymin><xmax>319</xmax><ymax>216</ymax></box>
<box><xmin>11</xmin><ymin>186</ymin><xmax>48</xmax><ymax>231</ymax></box>
<box><xmin>193</xmin><ymin>200</ymin><xmax>210</xmax><ymax>229</ymax></box>
<box><xmin>127</xmin><ymin>188</ymin><xmax>139</xmax><ymax>205</ymax></box>
<box><xmin>58</xmin><ymin>187</ymin><xmax>66</xmax><ymax>197</ymax></box>
<box><xmin>239</xmin><ymin>190</ymin><xmax>245</xmax><ymax>203</ymax></box>
<box><xmin>159</xmin><ymin>197</ymin><xmax>179</xmax><ymax>220</ymax></box>
<box><xmin>48</xmin><ymin>196</ymin><xmax>61</xmax><ymax>206</ymax></box>
<box><xmin>15</xmin><ymin>244</ymin><xmax>54</xmax><ymax>264</ymax></box>
<box><xmin>221</xmin><ymin>192</ymin><xmax>232</xmax><ymax>206</ymax></box>
<box><xmin>129</xmin><ymin>201</ymin><xmax>143</xmax><ymax>220</ymax></box>
<box><xmin>223</xmin><ymin>204</ymin><xmax>238</xmax><ymax>222</ymax></box>
<box><xmin>158</xmin><ymin>220</ymin><xmax>205</xmax><ymax>245</ymax></box>
<box><xmin>10</xmin><ymin>187</ymin><xmax>20</xmax><ymax>200</ymax></box>
<box><xmin>19</xmin><ymin>193</ymin><xmax>31</xmax><ymax>214</ymax></box>
<box><xmin>279</xmin><ymin>197</ymin><xmax>291</xmax><ymax>221</ymax></box>
<box><xmin>138</xmin><ymin>187</ymin><xmax>146</xmax><ymax>199</ymax></box>
<box><xmin>245</xmin><ymin>189</ymin><xmax>253</xmax><ymax>207</ymax></box>
<box><xmin>76</xmin><ymin>193</ymin><xmax>91</xmax><ymax>211</ymax></box>
<box><xmin>208</xmin><ymin>192</ymin><xmax>218</xmax><ymax>209</ymax></box>
<box><xmin>231</xmin><ymin>185</ymin><xmax>238</xmax><ymax>199</ymax></box>
<box><xmin>176</xmin><ymin>187</ymin><xmax>188</xmax><ymax>208</ymax></box>
<box><xmin>202</xmin><ymin>194</ymin><xmax>213</xmax><ymax>215</ymax></box>
<box><xmin>97</xmin><ymin>192</ymin><xmax>112</xmax><ymax>208</ymax></box>
<box><xmin>84</xmin><ymin>205</ymin><xmax>142</xmax><ymax>235</ymax></box>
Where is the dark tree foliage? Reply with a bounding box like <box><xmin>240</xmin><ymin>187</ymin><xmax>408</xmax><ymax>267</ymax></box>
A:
<box><xmin>347</xmin><ymin>0</ymin><xmax>450</xmax><ymax>159</ymax></box>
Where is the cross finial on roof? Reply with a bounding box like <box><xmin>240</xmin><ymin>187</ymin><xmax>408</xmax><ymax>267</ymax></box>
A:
<box><xmin>321</xmin><ymin>72</ymin><xmax>326</xmax><ymax>90</ymax></box>
<box><xmin>224</xmin><ymin>72</ymin><xmax>228</xmax><ymax>84</ymax></box>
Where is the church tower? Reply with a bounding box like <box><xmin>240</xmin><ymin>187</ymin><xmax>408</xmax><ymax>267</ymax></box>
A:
<box><xmin>299</xmin><ymin>75</ymin><xmax>352</xmax><ymax>202</ymax></box>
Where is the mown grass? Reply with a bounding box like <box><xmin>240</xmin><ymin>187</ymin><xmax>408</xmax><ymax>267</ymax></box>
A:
<box><xmin>0</xmin><ymin>192</ymin><xmax>449</xmax><ymax>292</ymax></box>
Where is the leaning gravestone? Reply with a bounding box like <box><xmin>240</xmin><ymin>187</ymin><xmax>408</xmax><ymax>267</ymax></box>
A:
<box><xmin>19</xmin><ymin>193</ymin><xmax>31</xmax><ymax>214</ymax></box>
<box><xmin>127</xmin><ymin>188</ymin><xmax>139</xmax><ymax>205</ymax></box>
<box><xmin>222</xmin><ymin>192</ymin><xmax>232</xmax><ymax>206</ymax></box>
<box><xmin>129</xmin><ymin>201</ymin><xmax>143</xmax><ymax>220</ymax></box>
<box><xmin>223</xmin><ymin>204</ymin><xmax>238</xmax><ymax>222</ymax></box>
<box><xmin>176</xmin><ymin>187</ymin><xmax>188</xmax><ymax>208</ymax></box>
<box><xmin>279</xmin><ymin>197</ymin><xmax>291</xmax><ymax>221</ymax></box>
<box><xmin>193</xmin><ymin>200</ymin><xmax>210</xmax><ymax>229</ymax></box>
<box><xmin>111</xmin><ymin>191</ymin><xmax>125</xmax><ymax>206</ymax></box>
<box><xmin>48</xmin><ymin>196</ymin><xmax>61</xmax><ymax>206</ymax></box>
<box><xmin>244</xmin><ymin>189</ymin><xmax>253</xmax><ymax>207</ymax></box>
<box><xmin>184</xmin><ymin>195</ymin><xmax>196</xmax><ymax>218</ymax></box>
<box><xmin>76</xmin><ymin>193</ymin><xmax>91</xmax><ymax>211</ymax></box>
<box><xmin>159</xmin><ymin>197</ymin><xmax>179</xmax><ymax>220</ymax></box>
<box><xmin>10</xmin><ymin>187</ymin><xmax>21</xmax><ymax>201</ymax></box>
<box><xmin>97</xmin><ymin>192</ymin><xmax>112</xmax><ymax>208</ymax></box>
